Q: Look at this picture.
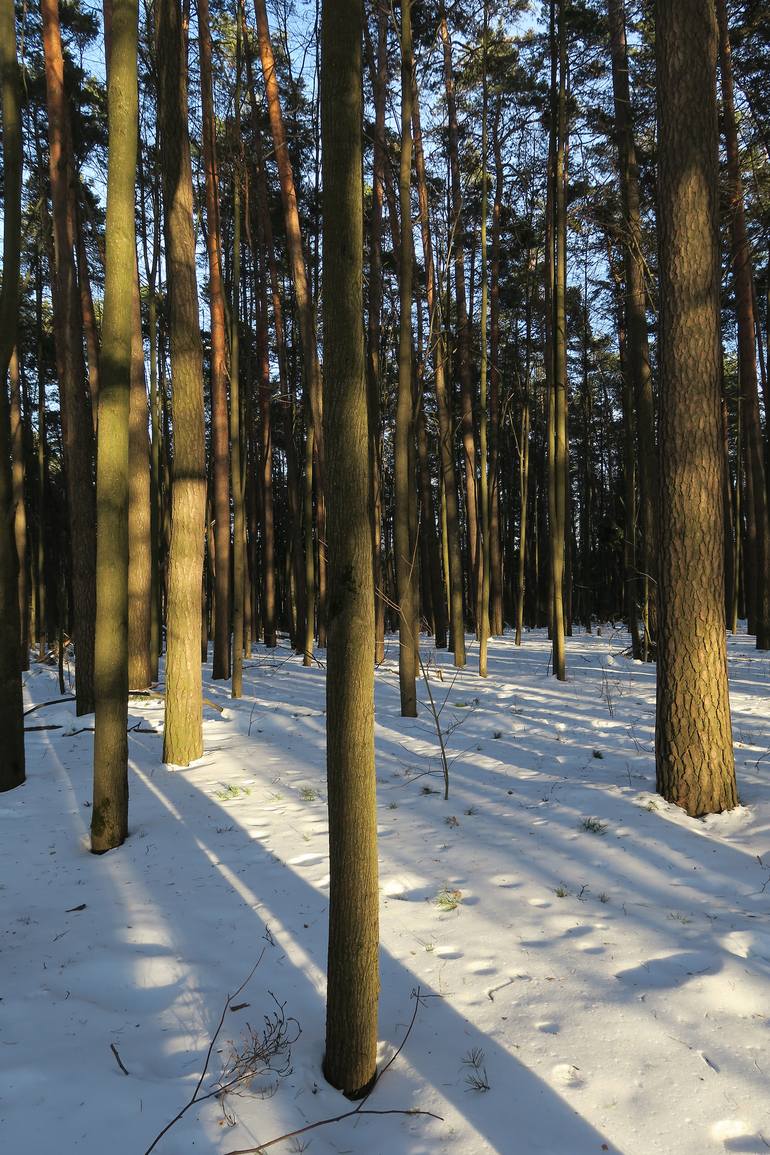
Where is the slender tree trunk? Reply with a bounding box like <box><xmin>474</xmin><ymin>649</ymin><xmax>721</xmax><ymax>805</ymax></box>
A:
<box><xmin>0</xmin><ymin>0</ymin><xmax>25</xmax><ymax>791</ymax></box>
<box><xmin>364</xmin><ymin>2</ymin><xmax>387</xmax><ymax>665</ymax></box>
<box><xmin>128</xmin><ymin>252</ymin><xmax>153</xmax><ymax>689</ymax></box>
<box><xmin>9</xmin><ymin>352</ymin><xmax>28</xmax><ymax>669</ymax></box>
<box><xmin>199</xmin><ymin>0</ymin><xmax>231</xmax><ymax>677</ymax></box>
<box><xmin>158</xmin><ymin>0</ymin><xmax>207</xmax><ymax>766</ymax></box>
<box><xmin>489</xmin><ymin>109</ymin><xmax>504</xmax><ymax>637</ymax></box>
<box><xmin>412</xmin><ymin>63</ymin><xmax>465</xmax><ymax>665</ymax></box>
<box><xmin>716</xmin><ymin>0</ymin><xmax>770</xmax><ymax>649</ymax></box>
<box><xmin>41</xmin><ymin>0</ymin><xmax>97</xmax><ymax>715</ymax></box>
<box><xmin>551</xmin><ymin>0</ymin><xmax>568</xmax><ymax>681</ymax></box>
<box><xmin>252</xmin><ymin>0</ymin><xmax>324</xmax><ymax>658</ymax></box>
<box><xmin>479</xmin><ymin>6</ymin><xmax>491</xmax><ymax>676</ymax></box>
<box><xmin>654</xmin><ymin>0</ymin><xmax>736</xmax><ymax>815</ymax></box>
<box><xmin>231</xmin><ymin>23</ymin><xmax>245</xmax><ymax>699</ymax></box>
<box><xmin>92</xmin><ymin>0</ymin><xmax>138</xmax><ymax>851</ymax></box>
<box><xmin>321</xmin><ymin>0</ymin><xmax>379</xmax><ymax>1099</ymax></box>
<box><xmin>440</xmin><ymin>6</ymin><xmax>479</xmax><ymax>624</ymax></box>
<box><xmin>396</xmin><ymin>0</ymin><xmax>418</xmax><ymax>716</ymax></box>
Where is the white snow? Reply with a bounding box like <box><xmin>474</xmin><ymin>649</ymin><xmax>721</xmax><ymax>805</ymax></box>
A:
<box><xmin>2</xmin><ymin>628</ymin><xmax>770</xmax><ymax>1154</ymax></box>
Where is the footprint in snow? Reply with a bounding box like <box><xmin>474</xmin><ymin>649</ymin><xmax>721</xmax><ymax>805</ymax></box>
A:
<box><xmin>552</xmin><ymin>1063</ymin><xmax>584</xmax><ymax>1088</ymax></box>
<box><xmin>288</xmin><ymin>853</ymin><xmax>326</xmax><ymax>867</ymax></box>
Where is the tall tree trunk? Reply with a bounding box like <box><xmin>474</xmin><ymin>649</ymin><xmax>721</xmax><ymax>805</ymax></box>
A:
<box><xmin>654</xmin><ymin>0</ymin><xmax>737</xmax><ymax>815</ymax></box>
<box><xmin>715</xmin><ymin>0</ymin><xmax>770</xmax><ymax>649</ymax></box>
<box><xmin>128</xmin><ymin>252</ymin><xmax>153</xmax><ymax>689</ymax></box>
<box><xmin>9</xmin><ymin>352</ymin><xmax>28</xmax><ymax>669</ymax></box>
<box><xmin>92</xmin><ymin>0</ymin><xmax>138</xmax><ymax>852</ymax></box>
<box><xmin>479</xmin><ymin>4</ymin><xmax>491</xmax><ymax>676</ymax></box>
<box><xmin>551</xmin><ymin>0</ymin><xmax>568</xmax><ymax>681</ymax></box>
<box><xmin>412</xmin><ymin>62</ymin><xmax>465</xmax><ymax>665</ymax></box>
<box><xmin>396</xmin><ymin>0</ymin><xmax>418</xmax><ymax>716</ymax></box>
<box><xmin>489</xmin><ymin>108</ymin><xmax>504</xmax><ymax>637</ymax></box>
<box><xmin>0</xmin><ymin>0</ymin><xmax>25</xmax><ymax>791</ymax></box>
<box><xmin>231</xmin><ymin>21</ymin><xmax>245</xmax><ymax>699</ymax></box>
<box><xmin>364</xmin><ymin>2</ymin><xmax>387</xmax><ymax>665</ymax></box>
<box><xmin>158</xmin><ymin>0</ymin><xmax>207</xmax><ymax>766</ymax></box>
<box><xmin>199</xmin><ymin>0</ymin><xmax>231</xmax><ymax>677</ymax></box>
<box><xmin>252</xmin><ymin>0</ymin><xmax>324</xmax><ymax>658</ymax></box>
<box><xmin>440</xmin><ymin>6</ymin><xmax>479</xmax><ymax>625</ymax></box>
<box><xmin>608</xmin><ymin>0</ymin><xmax>658</xmax><ymax>660</ymax></box>
<box><xmin>41</xmin><ymin>0</ymin><xmax>97</xmax><ymax>715</ymax></box>
<box><xmin>321</xmin><ymin>0</ymin><xmax>379</xmax><ymax>1098</ymax></box>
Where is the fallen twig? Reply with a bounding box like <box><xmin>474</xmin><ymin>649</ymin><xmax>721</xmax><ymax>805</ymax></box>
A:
<box><xmin>223</xmin><ymin>987</ymin><xmax>442</xmax><ymax>1155</ymax></box>
<box><xmin>110</xmin><ymin>1043</ymin><xmax>129</xmax><ymax>1076</ymax></box>
<box><xmin>143</xmin><ymin>951</ymin><xmax>266</xmax><ymax>1155</ymax></box>
<box><xmin>23</xmin><ymin>696</ymin><xmax>75</xmax><ymax>717</ymax></box>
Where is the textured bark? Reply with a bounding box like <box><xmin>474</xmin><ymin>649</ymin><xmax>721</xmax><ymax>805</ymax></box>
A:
<box><xmin>92</xmin><ymin>0</ymin><xmax>138</xmax><ymax>852</ymax></box>
<box><xmin>158</xmin><ymin>0</ymin><xmax>206</xmax><ymax>766</ymax></box>
<box><xmin>321</xmin><ymin>0</ymin><xmax>379</xmax><ymax>1098</ymax></box>
<box><xmin>128</xmin><ymin>252</ymin><xmax>153</xmax><ymax>690</ymax></box>
<box><xmin>9</xmin><ymin>352</ymin><xmax>28</xmax><ymax>668</ymax></box>
<box><xmin>716</xmin><ymin>0</ymin><xmax>770</xmax><ymax>649</ymax></box>
<box><xmin>654</xmin><ymin>0</ymin><xmax>737</xmax><ymax>816</ymax></box>
<box><xmin>0</xmin><ymin>0</ymin><xmax>25</xmax><ymax>791</ymax></box>
<box><xmin>74</xmin><ymin>197</ymin><xmax>101</xmax><ymax>434</ymax></box>
<box><xmin>41</xmin><ymin>0</ymin><xmax>96</xmax><ymax>715</ymax></box>
<box><xmin>551</xmin><ymin>0</ymin><xmax>568</xmax><ymax>681</ymax></box>
<box><xmin>199</xmin><ymin>0</ymin><xmax>231</xmax><ymax>677</ymax></box>
<box><xmin>608</xmin><ymin>0</ymin><xmax>658</xmax><ymax>659</ymax></box>
<box><xmin>364</xmin><ymin>4</ymin><xmax>387</xmax><ymax>665</ymax></box>
<box><xmin>396</xmin><ymin>0</ymin><xmax>418</xmax><ymax>717</ymax></box>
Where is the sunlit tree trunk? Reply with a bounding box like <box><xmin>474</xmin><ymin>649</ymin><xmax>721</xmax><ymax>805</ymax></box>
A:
<box><xmin>158</xmin><ymin>0</ymin><xmax>206</xmax><ymax>766</ymax></box>
<box><xmin>654</xmin><ymin>0</ymin><xmax>737</xmax><ymax>816</ymax></box>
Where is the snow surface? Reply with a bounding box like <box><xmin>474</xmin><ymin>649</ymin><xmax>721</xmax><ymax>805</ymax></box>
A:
<box><xmin>2</xmin><ymin>628</ymin><xmax>770</xmax><ymax>1155</ymax></box>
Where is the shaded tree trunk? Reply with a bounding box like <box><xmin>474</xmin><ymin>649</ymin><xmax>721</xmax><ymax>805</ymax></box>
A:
<box><xmin>92</xmin><ymin>0</ymin><xmax>139</xmax><ymax>852</ymax></box>
<box><xmin>0</xmin><ymin>0</ymin><xmax>25</xmax><ymax>791</ymax></box>
<box><xmin>41</xmin><ymin>0</ymin><xmax>97</xmax><ymax>715</ymax></box>
<box><xmin>321</xmin><ymin>0</ymin><xmax>379</xmax><ymax>1099</ymax></box>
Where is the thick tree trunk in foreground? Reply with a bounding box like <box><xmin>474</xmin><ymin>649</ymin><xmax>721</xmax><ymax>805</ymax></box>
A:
<box><xmin>654</xmin><ymin>0</ymin><xmax>737</xmax><ymax>816</ymax></box>
<box><xmin>158</xmin><ymin>0</ymin><xmax>207</xmax><ymax>766</ymax></box>
<box><xmin>321</xmin><ymin>0</ymin><xmax>379</xmax><ymax>1099</ymax></box>
<box><xmin>0</xmin><ymin>0</ymin><xmax>26</xmax><ymax>792</ymax></box>
<box><xmin>92</xmin><ymin>0</ymin><xmax>138</xmax><ymax>852</ymax></box>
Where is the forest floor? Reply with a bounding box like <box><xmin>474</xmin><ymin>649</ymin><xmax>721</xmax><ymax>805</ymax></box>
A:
<box><xmin>2</xmin><ymin>627</ymin><xmax>770</xmax><ymax>1155</ymax></box>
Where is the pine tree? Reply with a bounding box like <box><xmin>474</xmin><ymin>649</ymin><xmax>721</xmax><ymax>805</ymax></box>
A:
<box><xmin>321</xmin><ymin>0</ymin><xmax>379</xmax><ymax>1097</ymax></box>
<box><xmin>654</xmin><ymin>0</ymin><xmax>737</xmax><ymax>816</ymax></box>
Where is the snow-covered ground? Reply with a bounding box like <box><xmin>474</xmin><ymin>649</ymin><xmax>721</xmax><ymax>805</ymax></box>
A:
<box><xmin>2</xmin><ymin>628</ymin><xmax>769</xmax><ymax>1155</ymax></box>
